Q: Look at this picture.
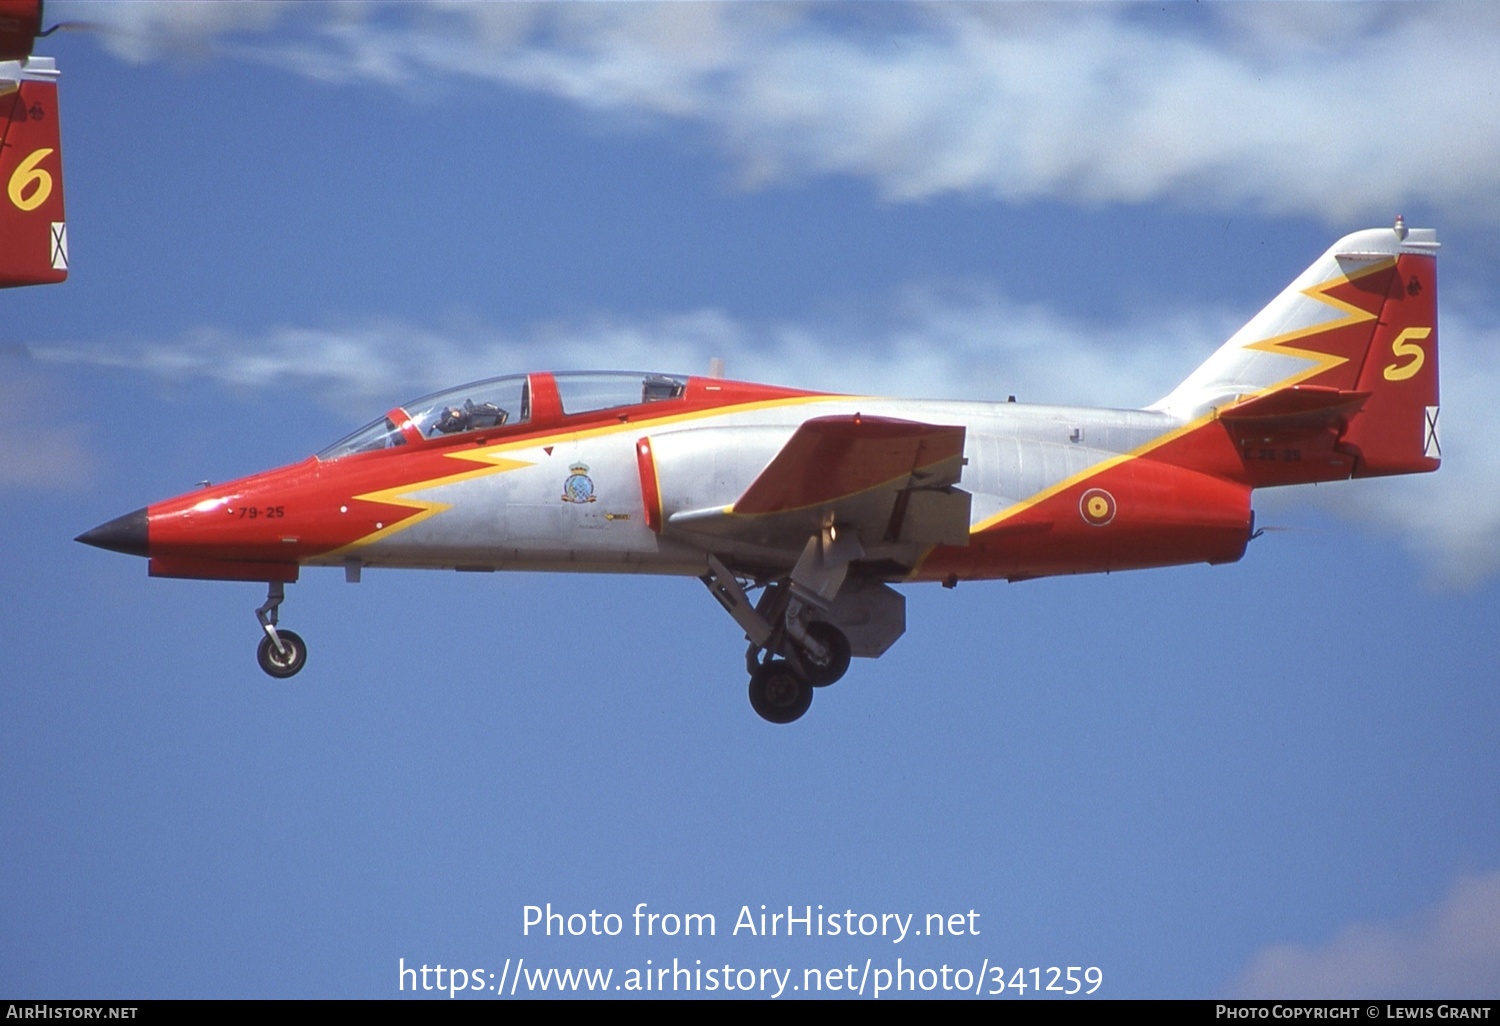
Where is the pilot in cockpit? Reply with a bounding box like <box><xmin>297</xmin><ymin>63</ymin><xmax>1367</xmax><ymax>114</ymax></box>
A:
<box><xmin>432</xmin><ymin>398</ymin><xmax>508</xmax><ymax>435</ymax></box>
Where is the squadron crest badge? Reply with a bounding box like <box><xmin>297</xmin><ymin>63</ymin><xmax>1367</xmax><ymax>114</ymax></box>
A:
<box><xmin>561</xmin><ymin>463</ymin><xmax>597</xmax><ymax>503</ymax></box>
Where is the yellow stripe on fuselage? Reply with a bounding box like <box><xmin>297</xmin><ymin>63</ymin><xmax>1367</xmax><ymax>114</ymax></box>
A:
<box><xmin>960</xmin><ymin>412</ymin><xmax>1219</xmax><ymax>538</ymax></box>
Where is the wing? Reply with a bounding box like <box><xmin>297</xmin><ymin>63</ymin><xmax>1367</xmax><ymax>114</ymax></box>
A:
<box><xmin>666</xmin><ymin>414</ymin><xmax>971</xmax><ymax>551</ymax></box>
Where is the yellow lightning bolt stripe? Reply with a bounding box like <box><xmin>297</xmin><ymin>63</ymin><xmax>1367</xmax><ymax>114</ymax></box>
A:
<box><xmin>322</xmin><ymin>450</ymin><xmax>536</xmax><ymax>558</ymax></box>
<box><xmin>1238</xmin><ymin>255</ymin><xmax>1394</xmax><ymax>389</ymax></box>
<box><xmin>952</xmin><ymin>258</ymin><xmax>1395</xmax><ymax>543</ymax></box>
<box><xmin>324</xmin><ymin>392</ymin><xmax>856</xmax><ymax>555</ymax></box>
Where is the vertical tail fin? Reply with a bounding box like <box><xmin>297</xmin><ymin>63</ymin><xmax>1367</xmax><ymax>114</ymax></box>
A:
<box><xmin>1152</xmin><ymin>222</ymin><xmax>1438</xmax><ymax>483</ymax></box>
<box><xmin>0</xmin><ymin>52</ymin><xmax>67</xmax><ymax>289</ymax></box>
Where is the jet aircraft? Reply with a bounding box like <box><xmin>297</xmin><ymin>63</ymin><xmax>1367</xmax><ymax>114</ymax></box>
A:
<box><xmin>0</xmin><ymin>0</ymin><xmax>67</xmax><ymax>289</ymax></box>
<box><xmin>78</xmin><ymin>222</ymin><xmax>1441</xmax><ymax>722</ymax></box>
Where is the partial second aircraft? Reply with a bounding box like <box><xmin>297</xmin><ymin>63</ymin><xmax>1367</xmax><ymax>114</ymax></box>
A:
<box><xmin>0</xmin><ymin>0</ymin><xmax>67</xmax><ymax>289</ymax></box>
<box><xmin>79</xmin><ymin>222</ymin><xmax>1441</xmax><ymax>722</ymax></box>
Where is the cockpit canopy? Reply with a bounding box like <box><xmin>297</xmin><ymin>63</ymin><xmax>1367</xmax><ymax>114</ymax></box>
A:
<box><xmin>317</xmin><ymin>371</ymin><xmax>689</xmax><ymax>461</ymax></box>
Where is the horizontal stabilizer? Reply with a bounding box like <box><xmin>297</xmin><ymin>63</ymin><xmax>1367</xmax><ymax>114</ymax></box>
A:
<box><xmin>1219</xmin><ymin>386</ymin><xmax>1369</xmax><ymax>425</ymax></box>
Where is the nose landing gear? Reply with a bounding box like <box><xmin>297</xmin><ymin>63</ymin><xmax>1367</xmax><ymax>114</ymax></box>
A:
<box><xmin>254</xmin><ymin>581</ymin><xmax>307</xmax><ymax>678</ymax></box>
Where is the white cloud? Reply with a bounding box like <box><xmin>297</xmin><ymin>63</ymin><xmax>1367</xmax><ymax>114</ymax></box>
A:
<box><xmin>56</xmin><ymin>2</ymin><xmax>1500</xmax><ymax>223</ymax></box>
<box><xmin>27</xmin><ymin>288</ymin><xmax>1218</xmax><ymax>408</ymax></box>
<box><xmin>32</xmin><ymin>292</ymin><xmax>1500</xmax><ymax>588</ymax></box>
<box><xmin>60</xmin><ymin>0</ymin><xmax>293</xmax><ymax>64</ymax></box>
<box><xmin>1235</xmin><ymin>869</ymin><xmax>1500</xmax><ymax>998</ymax></box>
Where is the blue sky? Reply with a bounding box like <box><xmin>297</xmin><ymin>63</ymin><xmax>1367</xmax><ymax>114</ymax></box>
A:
<box><xmin>4</xmin><ymin>1</ymin><xmax>1499</xmax><ymax>1000</ymax></box>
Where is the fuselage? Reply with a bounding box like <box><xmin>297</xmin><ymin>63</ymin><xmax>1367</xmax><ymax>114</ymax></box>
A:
<box><xmin>109</xmin><ymin>370</ymin><xmax>1258</xmax><ymax>588</ymax></box>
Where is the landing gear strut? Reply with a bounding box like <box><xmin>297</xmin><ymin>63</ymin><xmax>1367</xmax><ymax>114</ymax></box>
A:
<box><xmin>700</xmin><ymin>518</ymin><xmax>869</xmax><ymax>723</ymax></box>
<box><xmin>796</xmin><ymin>620</ymin><xmax>852</xmax><ymax>688</ymax></box>
<box><xmin>254</xmin><ymin>581</ymin><xmax>307</xmax><ymax>678</ymax></box>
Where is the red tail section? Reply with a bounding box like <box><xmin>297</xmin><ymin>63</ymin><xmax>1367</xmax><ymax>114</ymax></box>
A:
<box><xmin>0</xmin><ymin>52</ymin><xmax>67</xmax><ymax>289</ymax></box>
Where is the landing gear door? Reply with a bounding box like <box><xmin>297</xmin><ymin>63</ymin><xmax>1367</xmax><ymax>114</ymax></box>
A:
<box><xmin>823</xmin><ymin>580</ymin><xmax>906</xmax><ymax>658</ymax></box>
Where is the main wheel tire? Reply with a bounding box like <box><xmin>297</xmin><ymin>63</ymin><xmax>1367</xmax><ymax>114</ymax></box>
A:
<box><xmin>256</xmin><ymin>629</ymin><xmax>307</xmax><ymax>678</ymax></box>
<box><xmin>799</xmin><ymin>621</ymin><xmax>851</xmax><ymax>688</ymax></box>
<box><xmin>748</xmin><ymin>661</ymin><xmax>813</xmax><ymax>724</ymax></box>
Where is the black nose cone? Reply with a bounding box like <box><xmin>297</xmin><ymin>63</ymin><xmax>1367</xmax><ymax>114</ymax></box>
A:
<box><xmin>76</xmin><ymin>507</ymin><xmax>148</xmax><ymax>557</ymax></box>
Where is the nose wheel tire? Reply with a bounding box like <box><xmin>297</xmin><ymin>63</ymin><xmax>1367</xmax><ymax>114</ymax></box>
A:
<box><xmin>257</xmin><ymin>630</ymin><xmax>307</xmax><ymax>679</ymax></box>
<box><xmin>748</xmin><ymin>660</ymin><xmax>813</xmax><ymax>724</ymax></box>
<box><xmin>798</xmin><ymin>621</ymin><xmax>851</xmax><ymax>688</ymax></box>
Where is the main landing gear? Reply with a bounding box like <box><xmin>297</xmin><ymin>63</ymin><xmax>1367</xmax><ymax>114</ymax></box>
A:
<box><xmin>254</xmin><ymin>581</ymin><xmax>307</xmax><ymax>678</ymax></box>
<box><xmin>740</xmin><ymin>586</ymin><xmax>854</xmax><ymax>723</ymax></box>
<box><xmin>703</xmin><ymin>543</ymin><xmax>857</xmax><ymax>725</ymax></box>
<box><xmin>747</xmin><ymin>660</ymin><xmax>813</xmax><ymax>724</ymax></box>
<box><xmin>744</xmin><ymin>623</ymin><xmax>854</xmax><ymax>724</ymax></box>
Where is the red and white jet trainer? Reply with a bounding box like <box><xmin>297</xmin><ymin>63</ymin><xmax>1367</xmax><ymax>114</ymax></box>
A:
<box><xmin>79</xmin><ymin>221</ymin><xmax>1440</xmax><ymax>723</ymax></box>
